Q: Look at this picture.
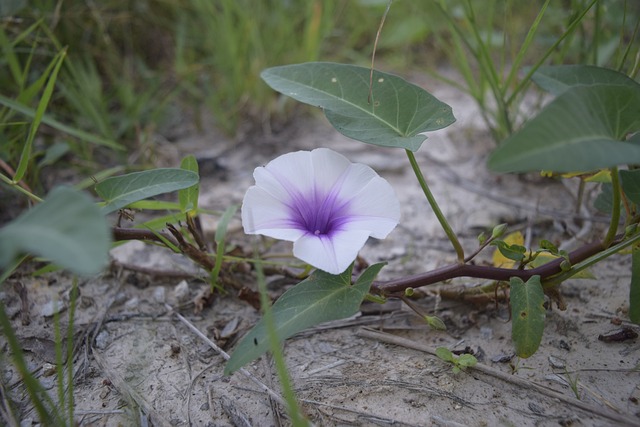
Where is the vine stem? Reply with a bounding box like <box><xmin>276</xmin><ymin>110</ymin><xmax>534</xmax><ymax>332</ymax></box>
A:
<box><xmin>406</xmin><ymin>149</ymin><xmax>465</xmax><ymax>263</ymax></box>
<box><xmin>603</xmin><ymin>166</ymin><xmax>621</xmax><ymax>247</ymax></box>
<box><xmin>371</xmin><ymin>235</ymin><xmax>619</xmax><ymax>295</ymax></box>
<box><xmin>0</xmin><ymin>172</ymin><xmax>43</xmax><ymax>203</ymax></box>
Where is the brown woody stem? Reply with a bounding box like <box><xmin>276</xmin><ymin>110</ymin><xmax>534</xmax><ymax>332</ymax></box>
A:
<box><xmin>370</xmin><ymin>237</ymin><xmax>614</xmax><ymax>296</ymax></box>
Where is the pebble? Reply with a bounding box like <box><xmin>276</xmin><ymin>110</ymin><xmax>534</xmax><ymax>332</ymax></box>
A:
<box><xmin>172</xmin><ymin>280</ymin><xmax>191</xmax><ymax>303</ymax></box>
<box><xmin>480</xmin><ymin>326</ymin><xmax>493</xmax><ymax>340</ymax></box>
<box><xmin>220</xmin><ymin>317</ymin><xmax>239</xmax><ymax>338</ymax></box>
<box><xmin>548</xmin><ymin>355</ymin><xmax>566</xmax><ymax>369</ymax></box>
<box><xmin>95</xmin><ymin>330</ymin><xmax>110</xmax><ymax>350</ymax></box>
<box><xmin>112</xmin><ymin>291</ymin><xmax>128</xmax><ymax>306</ymax></box>
<box><xmin>124</xmin><ymin>297</ymin><xmax>139</xmax><ymax>309</ymax></box>
<box><xmin>152</xmin><ymin>286</ymin><xmax>166</xmax><ymax>303</ymax></box>
<box><xmin>42</xmin><ymin>363</ymin><xmax>57</xmax><ymax>377</ymax></box>
<box><xmin>491</xmin><ymin>353</ymin><xmax>514</xmax><ymax>363</ymax></box>
<box><xmin>197</xmin><ymin>343</ymin><xmax>215</xmax><ymax>360</ymax></box>
<box><xmin>39</xmin><ymin>300</ymin><xmax>65</xmax><ymax>317</ymax></box>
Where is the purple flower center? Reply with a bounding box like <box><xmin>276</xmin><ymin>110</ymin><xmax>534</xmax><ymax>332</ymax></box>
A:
<box><xmin>288</xmin><ymin>187</ymin><xmax>350</xmax><ymax>236</ymax></box>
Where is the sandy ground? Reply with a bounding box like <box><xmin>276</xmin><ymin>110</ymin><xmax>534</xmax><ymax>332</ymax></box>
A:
<box><xmin>2</xmin><ymin>76</ymin><xmax>640</xmax><ymax>426</ymax></box>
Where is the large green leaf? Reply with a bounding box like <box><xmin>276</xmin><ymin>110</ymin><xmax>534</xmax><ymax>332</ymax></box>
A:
<box><xmin>95</xmin><ymin>168</ymin><xmax>199</xmax><ymax>214</ymax></box>
<box><xmin>620</xmin><ymin>169</ymin><xmax>640</xmax><ymax>205</ymax></box>
<box><xmin>225</xmin><ymin>263</ymin><xmax>385</xmax><ymax>374</ymax></box>
<box><xmin>630</xmin><ymin>246</ymin><xmax>640</xmax><ymax>324</ymax></box>
<box><xmin>261</xmin><ymin>62</ymin><xmax>455</xmax><ymax>151</ymax></box>
<box><xmin>0</xmin><ymin>186</ymin><xmax>111</xmax><ymax>276</ymax></box>
<box><xmin>488</xmin><ymin>84</ymin><xmax>640</xmax><ymax>173</ymax></box>
<box><xmin>532</xmin><ymin>65</ymin><xmax>638</xmax><ymax>95</ymax></box>
<box><xmin>510</xmin><ymin>275</ymin><xmax>546</xmax><ymax>358</ymax></box>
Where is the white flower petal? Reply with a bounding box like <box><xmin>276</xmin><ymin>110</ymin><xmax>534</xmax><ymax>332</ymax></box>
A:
<box><xmin>334</xmin><ymin>163</ymin><xmax>379</xmax><ymax>200</ymax></box>
<box><xmin>341</xmin><ymin>176</ymin><xmax>401</xmax><ymax>238</ymax></box>
<box><xmin>254</xmin><ymin>148</ymin><xmax>357</xmax><ymax>203</ymax></box>
<box><xmin>308</xmin><ymin>148</ymin><xmax>353</xmax><ymax>194</ymax></box>
<box><xmin>254</xmin><ymin>151</ymin><xmax>314</xmax><ymax>203</ymax></box>
<box><xmin>293</xmin><ymin>229</ymin><xmax>370</xmax><ymax>275</ymax></box>
<box><xmin>241</xmin><ymin>186</ymin><xmax>305</xmax><ymax>241</ymax></box>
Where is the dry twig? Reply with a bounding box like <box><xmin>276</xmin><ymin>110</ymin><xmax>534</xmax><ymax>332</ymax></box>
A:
<box><xmin>357</xmin><ymin>328</ymin><xmax>640</xmax><ymax>426</ymax></box>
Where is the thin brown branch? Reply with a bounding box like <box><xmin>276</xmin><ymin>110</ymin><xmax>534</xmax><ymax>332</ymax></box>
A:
<box><xmin>371</xmin><ymin>237</ymin><xmax>612</xmax><ymax>296</ymax></box>
<box><xmin>0</xmin><ymin>158</ymin><xmax>34</xmax><ymax>195</ymax></box>
<box><xmin>166</xmin><ymin>224</ymin><xmax>215</xmax><ymax>271</ymax></box>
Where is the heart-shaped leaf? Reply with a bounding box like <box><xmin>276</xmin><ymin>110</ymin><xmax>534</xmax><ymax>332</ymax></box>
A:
<box><xmin>532</xmin><ymin>65</ymin><xmax>639</xmax><ymax>95</ymax></box>
<box><xmin>621</xmin><ymin>169</ymin><xmax>640</xmax><ymax>205</ymax></box>
<box><xmin>594</xmin><ymin>183</ymin><xmax>615</xmax><ymax>214</ymax></box>
<box><xmin>95</xmin><ymin>168</ymin><xmax>199</xmax><ymax>214</ymax></box>
<box><xmin>0</xmin><ymin>186</ymin><xmax>111</xmax><ymax>276</ymax></box>
<box><xmin>225</xmin><ymin>263</ymin><xmax>385</xmax><ymax>374</ymax></box>
<box><xmin>261</xmin><ymin>62</ymin><xmax>455</xmax><ymax>151</ymax></box>
<box><xmin>510</xmin><ymin>276</ymin><xmax>546</xmax><ymax>358</ymax></box>
<box><xmin>488</xmin><ymin>84</ymin><xmax>640</xmax><ymax>173</ymax></box>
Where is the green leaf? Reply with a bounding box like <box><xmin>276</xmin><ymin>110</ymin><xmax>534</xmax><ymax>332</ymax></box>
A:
<box><xmin>261</xmin><ymin>62</ymin><xmax>455</xmax><ymax>151</ymax></box>
<box><xmin>0</xmin><ymin>187</ymin><xmax>111</xmax><ymax>276</ymax></box>
<box><xmin>457</xmin><ymin>354</ymin><xmax>478</xmax><ymax>368</ymax></box>
<box><xmin>594</xmin><ymin>183</ymin><xmax>615</xmax><ymax>214</ymax></box>
<box><xmin>630</xmin><ymin>246</ymin><xmax>640</xmax><ymax>324</ymax></box>
<box><xmin>491</xmin><ymin>240</ymin><xmax>526</xmax><ymax>262</ymax></box>
<box><xmin>620</xmin><ymin>169</ymin><xmax>640</xmax><ymax>205</ymax></box>
<box><xmin>179</xmin><ymin>155</ymin><xmax>200</xmax><ymax>214</ymax></box>
<box><xmin>488</xmin><ymin>84</ymin><xmax>640</xmax><ymax>173</ymax></box>
<box><xmin>225</xmin><ymin>263</ymin><xmax>385</xmax><ymax>374</ymax></box>
<box><xmin>425</xmin><ymin>315</ymin><xmax>446</xmax><ymax>331</ymax></box>
<box><xmin>510</xmin><ymin>276</ymin><xmax>546</xmax><ymax>358</ymax></box>
<box><xmin>435</xmin><ymin>347</ymin><xmax>455</xmax><ymax>362</ymax></box>
<box><xmin>134</xmin><ymin>212</ymin><xmax>185</xmax><ymax>232</ymax></box>
<box><xmin>95</xmin><ymin>168</ymin><xmax>199</xmax><ymax>214</ymax></box>
<box><xmin>532</xmin><ymin>65</ymin><xmax>639</xmax><ymax>95</ymax></box>
<box><xmin>491</xmin><ymin>223</ymin><xmax>508</xmax><ymax>239</ymax></box>
<box><xmin>38</xmin><ymin>142</ymin><xmax>69</xmax><ymax>167</ymax></box>
<box><xmin>125</xmin><ymin>200</ymin><xmax>182</xmax><ymax>211</ymax></box>
<box><xmin>539</xmin><ymin>239</ymin><xmax>559</xmax><ymax>255</ymax></box>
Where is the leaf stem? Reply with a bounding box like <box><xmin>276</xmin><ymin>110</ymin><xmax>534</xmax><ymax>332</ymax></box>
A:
<box><xmin>543</xmin><ymin>231</ymin><xmax>640</xmax><ymax>288</ymax></box>
<box><xmin>405</xmin><ymin>150</ymin><xmax>464</xmax><ymax>263</ymax></box>
<box><xmin>0</xmin><ymin>171</ymin><xmax>43</xmax><ymax>203</ymax></box>
<box><xmin>604</xmin><ymin>167</ymin><xmax>621</xmax><ymax>247</ymax></box>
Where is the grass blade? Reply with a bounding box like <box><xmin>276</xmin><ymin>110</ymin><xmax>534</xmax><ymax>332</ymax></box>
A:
<box><xmin>13</xmin><ymin>48</ymin><xmax>67</xmax><ymax>183</ymax></box>
<box><xmin>210</xmin><ymin>205</ymin><xmax>238</xmax><ymax>290</ymax></box>
<box><xmin>0</xmin><ymin>303</ymin><xmax>63</xmax><ymax>425</ymax></box>
<box><xmin>0</xmin><ymin>95</ymin><xmax>123</xmax><ymax>151</ymax></box>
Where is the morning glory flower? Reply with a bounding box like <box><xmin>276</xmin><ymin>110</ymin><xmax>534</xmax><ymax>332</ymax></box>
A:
<box><xmin>241</xmin><ymin>148</ymin><xmax>400</xmax><ymax>274</ymax></box>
